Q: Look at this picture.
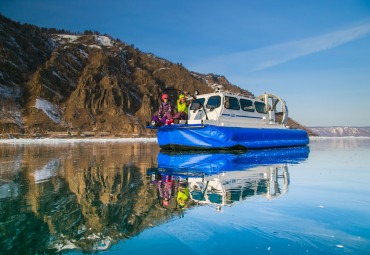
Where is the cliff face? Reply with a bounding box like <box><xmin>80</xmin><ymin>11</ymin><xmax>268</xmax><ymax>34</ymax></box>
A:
<box><xmin>0</xmin><ymin>14</ymin><xmax>314</xmax><ymax>136</ymax></box>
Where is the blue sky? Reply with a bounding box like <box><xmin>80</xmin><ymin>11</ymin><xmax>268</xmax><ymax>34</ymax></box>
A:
<box><xmin>1</xmin><ymin>0</ymin><xmax>370</xmax><ymax>126</ymax></box>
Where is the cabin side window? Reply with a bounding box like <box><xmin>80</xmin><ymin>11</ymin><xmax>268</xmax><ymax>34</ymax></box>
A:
<box><xmin>240</xmin><ymin>99</ymin><xmax>255</xmax><ymax>112</ymax></box>
<box><xmin>190</xmin><ymin>98</ymin><xmax>206</xmax><ymax>110</ymax></box>
<box><xmin>255</xmin><ymin>101</ymin><xmax>267</xmax><ymax>114</ymax></box>
<box><xmin>206</xmin><ymin>96</ymin><xmax>221</xmax><ymax>109</ymax></box>
<box><xmin>224</xmin><ymin>96</ymin><xmax>240</xmax><ymax>110</ymax></box>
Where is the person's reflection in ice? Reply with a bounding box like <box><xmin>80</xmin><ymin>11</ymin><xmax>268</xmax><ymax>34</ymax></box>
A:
<box><xmin>175</xmin><ymin>177</ymin><xmax>190</xmax><ymax>218</ymax></box>
<box><xmin>152</xmin><ymin>173</ymin><xmax>175</xmax><ymax>207</ymax></box>
<box><xmin>177</xmin><ymin>178</ymin><xmax>190</xmax><ymax>209</ymax></box>
<box><xmin>151</xmin><ymin>173</ymin><xmax>192</xmax><ymax>218</ymax></box>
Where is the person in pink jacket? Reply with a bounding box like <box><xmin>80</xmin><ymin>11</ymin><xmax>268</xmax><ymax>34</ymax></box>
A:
<box><xmin>152</xmin><ymin>94</ymin><xmax>174</xmax><ymax>126</ymax></box>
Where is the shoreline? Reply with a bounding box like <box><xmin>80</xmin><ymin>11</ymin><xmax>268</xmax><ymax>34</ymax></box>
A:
<box><xmin>1</xmin><ymin>136</ymin><xmax>370</xmax><ymax>145</ymax></box>
<box><xmin>0</xmin><ymin>137</ymin><xmax>158</xmax><ymax>144</ymax></box>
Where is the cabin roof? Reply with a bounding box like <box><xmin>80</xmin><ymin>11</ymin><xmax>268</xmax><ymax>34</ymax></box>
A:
<box><xmin>195</xmin><ymin>91</ymin><xmax>261</xmax><ymax>102</ymax></box>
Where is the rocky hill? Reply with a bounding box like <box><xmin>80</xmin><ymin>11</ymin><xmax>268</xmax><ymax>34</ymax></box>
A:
<box><xmin>309</xmin><ymin>126</ymin><xmax>370</xmax><ymax>137</ymax></box>
<box><xmin>0</xmin><ymin>14</ymin><xmax>312</xmax><ymax>136</ymax></box>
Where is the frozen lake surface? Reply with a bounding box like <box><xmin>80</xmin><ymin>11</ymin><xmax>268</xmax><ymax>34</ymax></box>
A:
<box><xmin>0</xmin><ymin>138</ymin><xmax>369</xmax><ymax>254</ymax></box>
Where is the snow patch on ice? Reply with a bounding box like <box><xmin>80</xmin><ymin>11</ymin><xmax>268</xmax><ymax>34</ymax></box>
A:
<box><xmin>33</xmin><ymin>158</ymin><xmax>60</xmax><ymax>183</ymax></box>
<box><xmin>34</xmin><ymin>98</ymin><xmax>61</xmax><ymax>123</ymax></box>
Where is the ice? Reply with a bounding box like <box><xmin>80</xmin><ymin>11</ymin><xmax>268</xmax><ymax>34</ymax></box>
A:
<box><xmin>1</xmin><ymin>138</ymin><xmax>369</xmax><ymax>254</ymax></box>
<box><xmin>34</xmin><ymin>98</ymin><xmax>61</xmax><ymax>123</ymax></box>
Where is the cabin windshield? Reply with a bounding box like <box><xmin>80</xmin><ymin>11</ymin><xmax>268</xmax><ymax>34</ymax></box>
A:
<box><xmin>190</xmin><ymin>98</ymin><xmax>206</xmax><ymax>110</ymax></box>
<box><xmin>224</xmin><ymin>96</ymin><xmax>240</xmax><ymax>110</ymax></box>
<box><xmin>206</xmin><ymin>96</ymin><xmax>221</xmax><ymax>109</ymax></box>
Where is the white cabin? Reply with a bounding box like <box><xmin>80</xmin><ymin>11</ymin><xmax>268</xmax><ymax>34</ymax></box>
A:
<box><xmin>186</xmin><ymin>88</ymin><xmax>288</xmax><ymax>129</ymax></box>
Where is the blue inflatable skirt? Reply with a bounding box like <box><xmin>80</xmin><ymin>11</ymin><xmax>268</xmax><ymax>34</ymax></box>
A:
<box><xmin>156</xmin><ymin>124</ymin><xmax>309</xmax><ymax>150</ymax></box>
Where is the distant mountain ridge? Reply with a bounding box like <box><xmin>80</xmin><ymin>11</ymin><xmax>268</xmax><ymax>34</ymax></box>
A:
<box><xmin>0</xmin><ymin>14</ymin><xmax>312</xmax><ymax>136</ymax></box>
<box><xmin>309</xmin><ymin>127</ymin><xmax>370</xmax><ymax>137</ymax></box>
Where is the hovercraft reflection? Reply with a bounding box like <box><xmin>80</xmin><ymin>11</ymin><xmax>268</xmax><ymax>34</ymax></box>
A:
<box><xmin>148</xmin><ymin>146</ymin><xmax>309</xmax><ymax>209</ymax></box>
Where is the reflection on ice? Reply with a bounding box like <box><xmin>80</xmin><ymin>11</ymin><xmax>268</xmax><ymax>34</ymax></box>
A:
<box><xmin>33</xmin><ymin>158</ymin><xmax>61</xmax><ymax>183</ymax></box>
<box><xmin>0</xmin><ymin>143</ymin><xmax>310</xmax><ymax>254</ymax></box>
<box><xmin>0</xmin><ymin>182</ymin><xmax>19</xmax><ymax>199</ymax></box>
<box><xmin>156</xmin><ymin>146</ymin><xmax>309</xmax><ymax>174</ymax></box>
<box><xmin>188</xmin><ymin>165</ymin><xmax>289</xmax><ymax>209</ymax></box>
<box><xmin>0</xmin><ymin>143</ymin><xmax>162</xmax><ymax>254</ymax></box>
<box><xmin>310</xmin><ymin>137</ymin><xmax>370</xmax><ymax>150</ymax></box>
<box><xmin>148</xmin><ymin>147</ymin><xmax>309</xmax><ymax>210</ymax></box>
<box><xmin>1</xmin><ymin>140</ymin><xmax>369</xmax><ymax>254</ymax></box>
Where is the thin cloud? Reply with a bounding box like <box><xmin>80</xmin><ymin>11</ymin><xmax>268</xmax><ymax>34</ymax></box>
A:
<box><xmin>194</xmin><ymin>20</ymin><xmax>370</xmax><ymax>73</ymax></box>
